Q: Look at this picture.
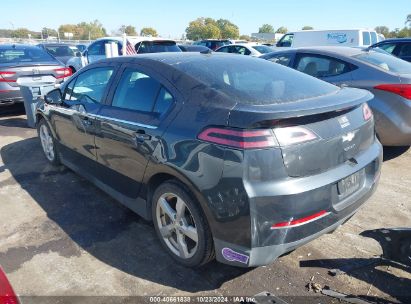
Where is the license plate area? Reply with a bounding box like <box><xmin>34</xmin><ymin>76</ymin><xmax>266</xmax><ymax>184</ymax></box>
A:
<box><xmin>337</xmin><ymin>169</ymin><xmax>365</xmax><ymax>199</ymax></box>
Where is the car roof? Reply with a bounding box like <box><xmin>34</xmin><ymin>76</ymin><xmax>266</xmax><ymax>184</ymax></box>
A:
<box><xmin>39</xmin><ymin>43</ymin><xmax>78</xmax><ymax>47</ymax></box>
<box><xmin>375</xmin><ymin>38</ymin><xmax>411</xmax><ymax>43</ymax></box>
<box><xmin>275</xmin><ymin>46</ymin><xmax>365</xmax><ymax>57</ymax></box>
<box><xmin>95</xmin><ymin>36</ymin><xmax>176</xmax><ymax>45</ymax></box>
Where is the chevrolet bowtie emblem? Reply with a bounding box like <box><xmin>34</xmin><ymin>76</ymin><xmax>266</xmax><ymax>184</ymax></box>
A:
<box><xmin>342</xmin><ymin>132</ymin><xmax>355</xmax><ymax>142</ymax></box>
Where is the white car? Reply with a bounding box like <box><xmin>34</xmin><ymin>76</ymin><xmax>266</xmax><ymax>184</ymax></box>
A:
<box><xmin>215</xmin><ymin>43</ymin><xmax>274</xmax><ymax>57</ymax></box>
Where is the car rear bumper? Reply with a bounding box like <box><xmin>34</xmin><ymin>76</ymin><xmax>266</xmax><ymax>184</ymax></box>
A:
<box><xmin>213</xmin><ymin>139</ymin><xmax>382</xmax><ymax>267</ymax></box>
<box><xmin>0</xmin><ymin>87</ymin><xmax>23</xmax><ymax>105</ymax></box>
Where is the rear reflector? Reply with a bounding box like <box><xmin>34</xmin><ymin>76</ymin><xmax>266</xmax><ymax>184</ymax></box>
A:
<box><xmin>54</xmin><ymin>68</ymin><xmax>72</xmax><ymax>79</ymax></box>
<box><xmin>0</xmin><ymin>72</ymin><xmax>16</xmax><ymax>83</ymax></box>
<box><xmin>271</xmin><ymin>210</ymin><xmax>330</xmax><ymax>229</ymax></box>
<box><xmin>198</xmin><ymin>127</ymin><xmax>277</xmax><ymax>149</ymax></box>
<box><xmin>0</xmin><ymin>267</ymin><xmax>19</xmax><ymax>304</ymax></box>
<box><xmin>374</xmin><ymin>84</ymin><xmax>411</xmax><ymax>99</ymax></box>
<box><xmin>362</xmin><ymin>103</ymin><xmax>373</xmax><ymax>121</ymax></box>
<box><xmin>273</xmin><ymin>126</ymin><xmax>317</xmax><ymax>146</ymax></box>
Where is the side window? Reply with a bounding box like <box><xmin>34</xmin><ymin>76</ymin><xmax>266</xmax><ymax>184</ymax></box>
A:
<box><xmin>154</xmin><ymin>87</ymin><xmax>174</xmax><ymax>116</ymax></box>
<box><xmin>378</xmin><ymin>43</ymin><xmax>397</xmax><ymax>54</ymax></box>
<box><xmin>70</xmin><ymin>67</ymin><xmax>114</xmax><ymax>103</ymax></box>
<box><xmin>277</xmin><ymin>34</ymin><xmax>293</xmax><ymax>47</ymax></box>
<box><xmin>268</xmin><ymin>54</ymin><xmax>292</xmax><ymax>66</ymax></box>
<box><xmin>362</xmin><ymin>32</ymin><xmax>371</xmax><ymax>46</ymax></box>
<box><xmin>296</xmin><ymin>55</ymin><xmax>350</xmax><ymax>78</ymax></box>
<box><xmin>112</xmin><ymin>68</ymin><xmax>166</xmax><ymax>113</ymax></box>
<box><xmin>217</xmin><ymin>46</ymin><xmax>229</xmax><ymax>53</ymax></box>
<box><xmin>370</xmin><ymin>32</ymin><xmax>378</xmax><ymax>45</ymax></box>
<box><xmin>63</xmin><ymin>78</ymin><xmax>76</xmax><ymax>100</ymax></box>
<box><xmin>398</xmin><ymin>44</ymin><xmax>411</xmax><ymax>57</ymax></box>
<box><xmin>88</xmin><ymin>41</ymin><xmax>104</xmax><ymax>56</ymax></box>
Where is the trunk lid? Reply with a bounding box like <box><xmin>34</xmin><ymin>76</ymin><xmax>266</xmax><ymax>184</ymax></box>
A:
<box><xmin>228</xmin><ymin>87</ymin><xmax>375</xmax><ymax>177</ymax></box>
<box><xmin>0</xmin><ymin>64</ymin><xmax>61</xmax><ymax>87</ymax></box>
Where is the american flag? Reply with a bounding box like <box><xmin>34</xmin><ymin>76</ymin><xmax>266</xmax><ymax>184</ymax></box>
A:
<box><xmin>125</xmin><ymin>40</ymin><xmax>137</xmax><ymax>55</ymax></box>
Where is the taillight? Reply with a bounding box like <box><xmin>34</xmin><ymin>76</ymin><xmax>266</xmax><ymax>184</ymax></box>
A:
<box><xmin>374</xmin><ymin>84</ymin><xmax>411</xmax><ymax>99</ymax></box>
<box><xmin>271</xmin><ymin>210</ymin><xmax>330</xmax><ymax>229</ymax></box>
<box><xmin>363</xmin><ymin>103</ymin><xmax>373</xmax><ymax>121</ymax></box>
<box><xmin>54</xmin><ymin>67</ymin><xmax>72</xmax><ymax>79</ymax></box>
<box><xmin>198</xmin><ymin>127</ymin><xmax>277</xmax><ymax>149</ymax></box>
<box><xmin>0</xmin><ymin>267</ymin><xmax>19</xmax><ymax>304</ymax></box>
<box><xmin>273</xmin><ymin>126</ymin><xmax>318</xmax><ymax>146</ymax></box>
<box><xmin>0</xmin><ymin>71</ymin><xmax>16</xmax><ymax>83</ymax></box>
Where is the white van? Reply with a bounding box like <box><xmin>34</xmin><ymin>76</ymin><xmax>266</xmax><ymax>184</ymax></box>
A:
<box><xmin>275</xmin><ymin>29</ymin><xmax>381</xmax><ymax>48</ymax></box>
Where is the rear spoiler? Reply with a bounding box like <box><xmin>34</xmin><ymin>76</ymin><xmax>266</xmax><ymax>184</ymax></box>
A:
<box><xmin>228</xmin><ymin>87</ymin><xmax>373</xmax><ymax>128</ymax></box>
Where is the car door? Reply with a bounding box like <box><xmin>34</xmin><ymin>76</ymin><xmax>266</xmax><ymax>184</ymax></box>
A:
<box><xmin>50</xmin><ymin>65</ymin><xmax>117</xmax><ymax>168</ymax></box>
<box><xmin>86</xmin><ymin>40</ymin><xmax>106</xmax><ymax>64</ymax></box>
<box><xmin>294</xmin><ymin>53</ymin><xmax>354</xmax><ymax>86</ymax></box>
<box><xmin>93</xmin><ymin>64</ymin><xmax>176</xmax><ymax>205</ymax></box>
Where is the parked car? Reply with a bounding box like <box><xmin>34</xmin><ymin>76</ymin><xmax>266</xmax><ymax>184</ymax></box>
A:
<box><xmin>261</xmin><ymin>46</ymin><xmax>411</xmax><ymax>146</ymax></box>
<box><xmin>0</xmin><ymin>44</ymin><xmax>71</xmax><ymax>106</ymax></box>
<box><xmin>215</xmin><ymin>43</ymin><xmax>273</xmax><ymax>56</ymax></box>
<box><xmin>369</xmin><ymin>38</ymin><xmax>411</xmax><ymax>62</ymax></box>
<box><xmin>37</xmin><ymin>43</ymin><xmax>81</xmax><ymax>64</ymax></box>
<box><xmin>276</xmin><ymin>29</ymin><xmax>381</xmax><ymax>48</ymax></box>
<box><xmin>66</xmin><ymin>37</ymin><xmax>181</xmax><ymax>73</ymax></box>
<box><xmin>76</xmin><ymin>44</ymin><xmax>88</xmax><ymax>53</ymax></box>
<box><xmin>0</xmin><ymin>266</ymin><xmax>20</xmax><ymax>304</ymax></box>
<box><xmin>178</xmin><ymin>44</ymin><xmax>210</xmax><ymax>52</ymax></box>
<box><xmin>37</xmin><ymin>53</ymin><xmax>381</xmax><ymax>268</ymax></box>
<box><xmin>193</xmin><ymin>39</ymin><xmax>231</xmax><ymax>51</ymax></box>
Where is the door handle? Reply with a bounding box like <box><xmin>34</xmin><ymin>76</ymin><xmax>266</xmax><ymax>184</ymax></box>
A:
<box><xmin>134</xmin><ymin>130</ymin><xmax>151</xmax><ymax>143</ymax></box>
<box><xmin>82</xmin><ymin>116</ymin><xmax>92</xmax><ymax>125</ymax></box>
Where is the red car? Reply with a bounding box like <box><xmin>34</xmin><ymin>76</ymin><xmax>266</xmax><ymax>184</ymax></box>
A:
<box><xmin>0</xmin><ymin>266</ymin><xmax>19</xmax><ymax>304</ymax></box>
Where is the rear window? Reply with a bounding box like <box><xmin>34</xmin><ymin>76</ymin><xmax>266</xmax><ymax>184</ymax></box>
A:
<box><xmin>370</xmin><ymin>32</ymin><xmax>378</xmax><ymax>45</ymax></box>
<box><xmin>0</xmin><ymin>47</ymin><xmax>56</xmax><ymax>64</ymax></box>
<box><xmin>171</xmin><ymin>55</ymin><xmax>338</xmax><ymax>105</ymax></box>
<box><xmin>137</xmin><ymin>41</ymin><xmax>181</xmax><ymax>54</ymax></box>
<box><xmin>353</xmin><ymin>51</ymin><xmax>411</xmax><ymax>74</ymax></box>
<box><xmin>362</xmin><ymin>32</ymin><xmax>371</xmax><ymax>46</ymax></box>
<box><xmin>45</xmin><ymin>45</ymin><xmax>79</xmax><ymax>57</ymax></box>
<box><xmin>252</xmin><ymin>45</ymin><xmax>273</xmax><ymax>54</ymax></box>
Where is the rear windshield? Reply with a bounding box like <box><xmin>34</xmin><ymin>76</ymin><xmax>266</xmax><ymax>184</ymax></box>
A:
<box><xmin>0</xmin><ymin>47</ymin><xmax>56</xmax><ymax>65</ymax></box>
<box><xmin>171</xmin><ymin>55</ymin><xmax>338</xmax><ymax>105</ymax></box>
<box><xmin>137</xmin><ymin>41</ymin><xmax>181</xmax><ymax>54</ymax></box>
<box><xmin>353</xmin><ymin>51</ymin><xmax>411</xmax><ymax>74</ymax></box>
<box><xmin>252</xmin><ymin>45</ymin><xmax>273</xmax><ymax>54</ymax></box>
<box><xmin>45</xmin><ymin>45</ymin><xmax>79</xmax><ymax>57</ymax></box>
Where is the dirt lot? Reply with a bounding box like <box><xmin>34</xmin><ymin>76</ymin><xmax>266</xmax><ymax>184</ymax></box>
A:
<box><xmin>0</xmin><ymin>105</ymin><xmax>410</xmax><ymax>304</ymax></box>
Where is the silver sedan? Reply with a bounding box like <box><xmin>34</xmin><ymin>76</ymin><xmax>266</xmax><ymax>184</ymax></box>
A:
<box><xmin>261</xmin><ymin>46</ymin><xmax>411</xmax><ymax>146</ymax></box>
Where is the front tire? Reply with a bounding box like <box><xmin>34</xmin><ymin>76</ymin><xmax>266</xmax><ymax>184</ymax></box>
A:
<box><xmin>152</xmin><ymin>181</ymin><xmax>214</xmax><ymax>267</ymax></box>
<box><xmin>37</xmin><ymin>119</ymin><xmax>60</xmax><ymax>166</ymax></box>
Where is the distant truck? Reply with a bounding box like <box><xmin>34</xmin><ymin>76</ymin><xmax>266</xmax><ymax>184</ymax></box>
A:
<box><xmin>275</xmin><ymin>29</ymin><xmax>382</xmax><ymax>48</ymax></box>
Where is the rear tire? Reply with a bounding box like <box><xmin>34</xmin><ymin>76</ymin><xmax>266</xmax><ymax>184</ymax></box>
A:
<box><xmin>37</xmin><ymin>119</ymin><xmax>60</xmax><ymax>166</ymax></box>
<box><xmin>152</xmin><ymin>181</ymin><xmax>214</xmax><ymax>267</ymax></box>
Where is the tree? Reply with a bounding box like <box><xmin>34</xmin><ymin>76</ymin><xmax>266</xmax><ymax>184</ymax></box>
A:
<box><xmin>276</xmin><ymin>26</ymin><xmax>288</xmax><ymax>34</ymax></box>
<box><xmin>58</xmin><ymin>20</ymin><xmax>106</xmax><ymax>40</ymax></box>
<box><xmin>216</xmin><ymin>19</ymin><xmax>239</xmax><ymax>39</ymax></box>
<box><xmin>375</xmin><ymin>26</ymin><xmax>390</xmax><ymax>38</ymax></box>
<box><xmin>302</xmin><ymin>26</ymin><xmax>314</xmax><ymax>30</ymax></box>
<box><xmin>13</xmin><ymin>28</ymin><xmax>30</xmax><ymax>38</ymax></box>
<box><xmin>406</xmin><ymin>14</ymin><xmax>411</xmax><ymax>26</ymax></box>
<box><xmin>185</xmin><ymin>17</ymin><xmax>220</xmax><ymax>40</ymax></box>
<box><xmin>118</xmin><ymin>25</ymin><xmax>137</xmax><ymax>36</ymax></box>
<box><xmin>42</xmin><ymin>27</ymin><xmax>58</xmax><ymax>38</ymax></box>
<box><xmin>239</xmin><ymin>34</ymin><xmax>251</xmax><ymax>41</ymax></box>
<box><xmin>397</xmin><ymin>27</ymin><xmax>411</xmax><ymax>38</ymax></box>
<box><xmin>258</xmin><ymin>24</ymin><xmax>275</xmax><ymax>33</ymax></box>
<box><xmin>140</xmin><ymin>27</ymin><xmax>158</xmax><ymax>37</ymax></box>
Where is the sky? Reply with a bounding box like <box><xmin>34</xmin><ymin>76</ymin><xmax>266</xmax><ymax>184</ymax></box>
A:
<box><xmin>1</xmin><ymin>0</ymin><xmax>409</xmax><ymax>38</ymax></box>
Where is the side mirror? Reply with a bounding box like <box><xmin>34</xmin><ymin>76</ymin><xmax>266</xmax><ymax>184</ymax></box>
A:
<box><xmin>75</xmin><ymin>51</ymin><xmax>82</xmax><ymax>57</ymax></box>
<box><xmin>45</xmin><ymin>89</ymin><xmax>63</xmax><ymax>104</ymax></box>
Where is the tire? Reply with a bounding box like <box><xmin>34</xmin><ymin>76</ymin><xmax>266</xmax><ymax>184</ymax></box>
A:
<box><xmin>37</xmin><ymin>118</ymin><xmax>60</xmax><ymax>166</ymax></box>
<box><xmin>152</xmin><ymin>181</ymin><xmax>214</xmax><ymax>267</ymax></box>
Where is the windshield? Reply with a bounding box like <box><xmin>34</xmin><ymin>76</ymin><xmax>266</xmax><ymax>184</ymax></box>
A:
<box><xmin>0</xmin><ymin>47</ymin><xmax>56</xmax><ymax>65</ymax></box>
<box><xmin>137</xmin><ymin>41</ymin><xmax>181</xmax><ymax>54</ymax></box>
<box><xmin>171</xmin><ymin>55</ymin><xmax>338</xmax><ymax>105</ymax></box>
<box><xmin>354</xmin><ymin>51</ymin><xmax>411</xmax><ymax>74</ymax></box>
<box><xmin>252</xmin><ymin>45</ymin><xmax>273</xmax><ymax>54</ymax></box>
<box><xmin>45</xmin><ymin>45</ymin><xmax>79</xmax><ymax>57</ymax></box>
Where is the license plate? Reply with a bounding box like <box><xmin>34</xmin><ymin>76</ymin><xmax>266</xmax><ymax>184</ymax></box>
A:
<box><xmin>338</xmin><ymin>170</ymin><xmax>364</xmax><ymax>198</ymax></box>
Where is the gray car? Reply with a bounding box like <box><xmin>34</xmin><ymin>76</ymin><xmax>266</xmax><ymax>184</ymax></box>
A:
<box><xmin>261</xmin><ymin>47</ymin><xmax>411</xmax><ymax>146</ymax></box>
<box><xmin>37</xmin><ymin>43</ymin><xmax>81</xmax><ymax>65</ymax></box>
<box><xmin>0</xmin><ymin>44</ymin><xmax>70</xmax><ymax>106</ymax></box>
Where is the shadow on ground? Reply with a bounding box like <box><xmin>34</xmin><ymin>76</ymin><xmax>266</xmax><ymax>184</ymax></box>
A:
<box><xmin>300</xmin><ymin>228</ymin><xmax>411</xmax><ymax>304</ymax></box>
<box><xmin>0</xmin><ymin>137</ymin><xmax>250</xmax><ymax>292</ymax></box>
<box><xmin>0</xmin><ymin>104</ymin><xmax>25</xmax><ymax>117</ymax></box>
